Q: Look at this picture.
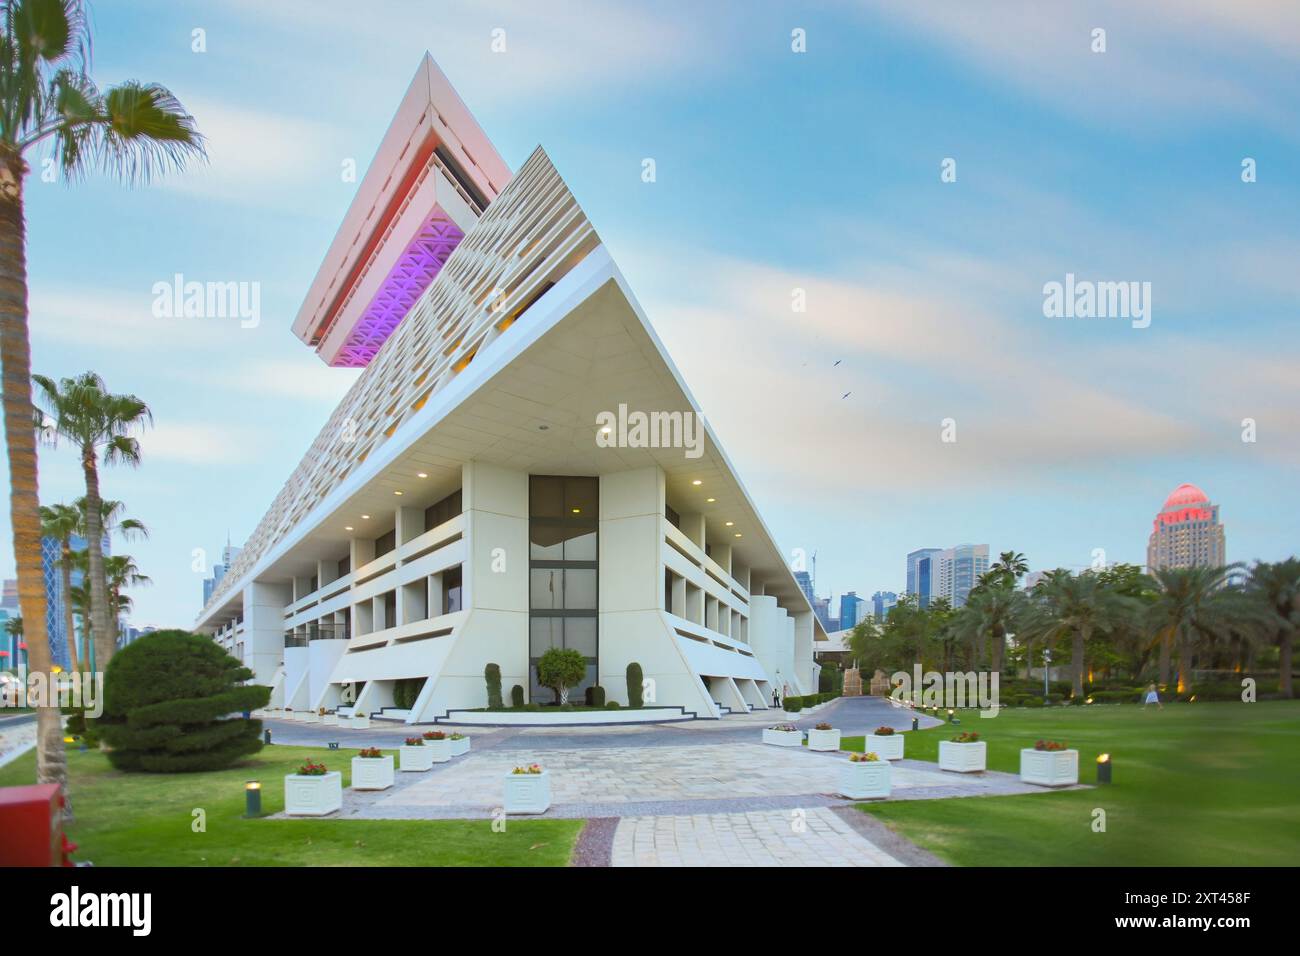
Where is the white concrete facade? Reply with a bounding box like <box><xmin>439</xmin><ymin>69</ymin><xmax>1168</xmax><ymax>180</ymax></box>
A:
<box><xmin>198</xmin><ymin>56</ymin><xmax>824</xmax><ymax>722</ymax></box>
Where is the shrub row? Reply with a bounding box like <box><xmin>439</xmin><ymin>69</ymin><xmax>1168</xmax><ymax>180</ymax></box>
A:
<box><xmin>783</xmin><ymin>691</ymin><xmax>839</xmax><ymax>712</ymax></box>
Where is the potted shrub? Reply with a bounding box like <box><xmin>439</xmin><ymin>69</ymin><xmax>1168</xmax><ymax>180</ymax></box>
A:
<box><xmin>939</xmin><ymin>730</ymin><xmax>987</xmax><ymax>773</ymax></box>
<box><xmin>807</xmin><ymin>722</ymin><xmax>841</xmax><ymax>752</ymax></box>
<box><xmin>503</xmin><ymin>763</ymin><xmax>550</xmax><ymax>814</ymax></box>
<box><xmin>419</xmin><ymin>730</ymin><xmax>453</xmax><ymax>763</ymax></box>
<box><xmin>762</xmin><ymin>723</ymin><xmax>803</xmax><ymax>747</ymax></box>
<box><xmin>838</xmin><ymin>751</ymin><xmax>891</xmax><ymax>800</ymax></box>
<box><xmin>351</xmin><ymin>710</ymin><xmax>371</xmax><ymax>729</ymax></box>
<box><xmin>351</xmin><ymin>747</ymin><xmax>394</xmax><ymax>790</ymax></box>
<box><xmin>867</xmin><ymin>725</ymin><xmax>905</xmax><ymax>760</ymax></box>
<box><xmin>449</xmin><ymin>732</ymin><xmax>470</xmax><ymax>757</ymax></box>
<box><xmin>399</xmin><ymin>736</ymin><xmax>434</xmax><ymax>772</ymax></box>
<box><xmin>284</xmin><ymin>759</ymin><xmax>342</xmax><ymax>815</ymax></box>
<box><xmin>1019</xmin><ymin>739</ymin><xmax>1079</xmax><ymax>787</ymax></box>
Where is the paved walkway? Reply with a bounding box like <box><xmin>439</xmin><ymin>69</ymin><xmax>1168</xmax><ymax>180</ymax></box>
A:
<box><xmin>263</xmin><ymin>697</ymin><xmax>1075</xmax><ymax>867</ymax></box>
<box><xmin>611</xmin><ymin>807</ymin><xmax>904</xmax><ymax>867</ymax></box>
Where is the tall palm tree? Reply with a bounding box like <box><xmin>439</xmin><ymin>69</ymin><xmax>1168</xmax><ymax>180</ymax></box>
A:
<box><xmin>1025</xmin><ymin>569</ymin><xmax>1136</xmax><ymax>699</ymax></box>
<box><xmin>1</xmin><ymin>0</ymin><xmax>203</xmax><ymax>788</ymax></box>
<box><xmin>34</xmin><ymin>372</ymin><xmax>150</xmax><ymax>671</ymax></box>
<box><xmin>76</xmin><ymin>496</ymin><xmax>148</xmax><ymax>543</ymax></box>
<box><xmin>1147</xmin><ymin>565</ymin><xmax>1256</xmax><ymax>696</ymax></box>
<box><xmin>1246</xmin><ymin>558</ymin><xmax>1300</xmax><ymax>699</ymax></box>
<box><xmin>38</xmin><ymin>501</ymin><xmax>80</xmax><ymax>673</ymax></box>
<box><xmin>989</xmin><ymin>550</ymin><xmax>1029</xmax><ymax>586</ymax></box>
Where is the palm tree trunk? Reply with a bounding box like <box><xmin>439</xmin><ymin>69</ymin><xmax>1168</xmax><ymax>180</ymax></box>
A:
<box><xmin>1176</xmin><ymin>625</ymin><xmax>1193</xmax><ymax>696</ymax></box>
<box><xmin>0</xmin><ymin>150</ymin><xmax>66</xmax><ymax>789</ymax></box>
<box><xmin>1157</xmin><ymin>627</ymin><xmax>1172</xmax><ymax>689</ymax></box>
<box><xmin>990</xmin><ymin>624</ymin><xmax>1004</xmax><ymax>674</ymax></box>
<box><xmin>60</xmin><ymin>547</ymin><xmax>80</xmax><ymax>674</ymax></box>
<box><xmin>81</xmin><ymin>453</ymin><xmax>115</xmax><ymax>670</ymax></box>
<box><xmin>1072</xmin><ymin>625</ymin><xmax>1088</xmax><ymax>699</ymax></box>
<box><xmin>1280</xmin><ymin>628</ymin><xmax>1294</xmax><ymax>699</ymax></box>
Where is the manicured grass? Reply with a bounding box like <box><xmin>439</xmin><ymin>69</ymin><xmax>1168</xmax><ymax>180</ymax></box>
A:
<box><xmin>844</xmin><ymin>700</ymin><xmax>1300</xmax><ymax>866</ymax></box>
<box><xmin>0</xmin><ymin>743</ymin><xmax>581</xmax><ymax>867</ymax></box>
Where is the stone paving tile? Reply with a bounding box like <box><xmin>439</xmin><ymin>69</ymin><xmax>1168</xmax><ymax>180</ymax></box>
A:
<box><xmin>611</xmin><ymin>807</ymin><xmax>904</xmax><ymax>867</ymax></box>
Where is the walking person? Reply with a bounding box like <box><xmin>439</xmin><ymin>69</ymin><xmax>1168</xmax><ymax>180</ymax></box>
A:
<box><xmin>1143</xmin><ymin>682</ymin><xmax>1163</xmax><ymax>711</ymax></box>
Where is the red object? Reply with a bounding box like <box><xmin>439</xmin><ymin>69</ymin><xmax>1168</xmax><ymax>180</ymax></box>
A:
<box><xmin>0</xmin><ymin>784</ymin><xmax>65</xmax><ymax>866</ymax></box>
<box><xmin>0</xmin><ymin>650</ymin><xmax>8</xmax><ymax>658</ymax></box>
<box><xmin>17</xmin><ymin>642</ymin><xmax>26</xmax><ymax>651</ymax></box>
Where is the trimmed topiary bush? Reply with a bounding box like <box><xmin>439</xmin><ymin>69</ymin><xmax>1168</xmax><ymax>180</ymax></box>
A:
<box><xmin>485</xmin><ymin>663</ymin><xmax>503</xmax><ymax>709</ymax></box>
<box><xmin>537</xmin><ymin>647</ymin><xmax>586</xmax><ymax>705</ymax></box>
<box><xmin>589</xmin><ymin>684</ymin><xmax>606</xmax><ymax>707</ymax></box>
<box><xmin>95</xmin><ymin>629</ymin><xmax>270</xmax><ymax>773</ymax></box>
<box><xmin>511</xmin><ymin>684</ymin><xmax>525</xmax><ymax>708</ymax></box>
<box><xmin>627</xmin><ymin>662</ymin><xmax>644</xmax><ymax>709</ymax></box>
<box><xmin>605</xmin><ymin>700</ymin><xmax>620</xmax><ymax>709</ymax></box>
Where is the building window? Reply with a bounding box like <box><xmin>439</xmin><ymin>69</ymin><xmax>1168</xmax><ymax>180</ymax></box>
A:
<box><xmin>375</xmin><ymin>528</ymin><xmax>397</xmax><ymax>558</ymax></box>
<box><xmin>382</xmin><ymin>590</ymin><xmax>396</xmax><ymax>629</ymax></box>
<box><xmin>338</xmin><ymin>554</ymin><xmax>350</xmax><ymax>577</ymax></box>
<box><xmin>528</xmin><ymin>476</ymin><xmax>598</xmax><ymax>702</ymax></box>
<box><xmin>443</xmin><ymin>565</ymin><xmax>463</xmax><ymax>614</ymax></box>
<box><xmin>425</xmin><ymin>489</ymin><xmax>462</xmax><ymax>532</ymax></box>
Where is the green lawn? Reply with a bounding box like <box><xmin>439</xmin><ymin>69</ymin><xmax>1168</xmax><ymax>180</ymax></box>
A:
<box><xmin>0</xmin><ymin>742</ymin><xmax>581</xmax><ymax>866</ymax></box>
<box><xmin>844</xmin><ymin>700</ymin><xmax>1300</xmax><ymax>866</ymax></box>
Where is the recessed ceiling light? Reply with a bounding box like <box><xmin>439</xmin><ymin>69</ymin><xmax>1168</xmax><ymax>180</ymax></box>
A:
<box><xmin>538</xmin><ymin>424</ymin><xmax>549</xmax><ymax>431</ymax></box>
<box><xmin>417</xmin><ymin>472</ymin><xmax>428</xmax><ymax>478</ymax></box>
<box><xmin>692</xmin><ymin>479</ymin><xmax>702</xmax><ymax>486</ymax></box>
<box><xmin>725</xmin><ymin>521</ymin><xmax>734</xmax><ymax>526</ymax></box>
<box><xmin>734</xmin><ymin>532</ymin><xmax>742</xmax><ymax>538</ymax></box>
<box><xmin>600</xmin><ymin>426</ymin><xmax>611</xmax><ymax>434</ymax></box>
<box><xmin>361</xmin><ymin>514</ymin><xmax>370</xmax><ymax>520</ymax></box>
<box><xmin>345</xmin><ymin>526</ymin><xmax>354</xmax><ymax>531</ymax></box>
<box><xmin>571</xmin><ymin>508</ymin><xmax>581</xmax><ymax>514</ymax></box>
<box><xmin>706</xmin><ymin>498</ymin><xmax>716</xmax><ymax>503</ymax></box>
<box><xmin>394</xmin><ymin>490</ymin><xmax>403</xmax><ymax>496</ymax></box>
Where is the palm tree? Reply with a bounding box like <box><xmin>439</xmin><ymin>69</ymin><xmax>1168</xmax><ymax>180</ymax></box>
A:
<box><xmin>989</xmin><ymin>550</ymin><xmax>1029</xmax><ymax>586</ymax></box>
<box><xmin>1246</xmin><ymin>559</ymin><xmax>1300</xmax><ymax>699</ymax></box>
<box><xmin>957</xmin><ymin>582</ymin><xmax>1025</xmax><ymax>674</ymax></box>
<box><xmin>76</xmin><ymin>496</ymin><xmax>148</xmax><ymax>543</ymax></box>
<box><xmin>38</xmin><ymin>502</ymin><xmax>80</xmax><ymax>673</ymax></box>
<box><xmin>1025</xmin><ymin>570</ymin><xmax>1136</xmax><ymax>699</ymax></box>
<box><xmin>1147</xmin><ymin>565</ymin><xmax>1257</xmax><ymax>696</ymax></box>
<box><xmin>34</xmin><ymin>372</ymin><xmax>151</xmax><ymax>671</ymax></box>
<box><xmin>1</xmin><ymin>0</ymin><xmax>204</xmax><ymax>788</ymax></box>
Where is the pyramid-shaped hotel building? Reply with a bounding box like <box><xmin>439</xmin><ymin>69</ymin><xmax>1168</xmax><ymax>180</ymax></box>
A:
<box><xmin>196</xmin><ymin>56</ymin><xmax>824</xmax><ymax>722</ymax></box>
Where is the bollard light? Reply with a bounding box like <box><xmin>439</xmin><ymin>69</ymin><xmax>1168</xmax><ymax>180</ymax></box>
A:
<box><xmin>328</xmin><ymin>741</ymin><xmax>340</xmax><ymax>750</ymax></box>
<box><xmin>912</xmin><ymin>716</ymin><xmax>919</xmax><ymax>731</ymax></box>
<box><xmin>244</xmin><ymin>781</ymin><xmax>263</xmax><ymax>818</ymax></box>
<box><xmin>947</xmin><ymin>708</ymin><xmax>955</xmax><ymax>722</ymax></box>
<box><xmin>1096</xmin><ymin>753</ymin><xmax>1112</xmax><ymax>785</ymax></box>
<box><xmin>264</xmin><ymin>728</ymin><xmax>272</xmax><ymax>744</ymax></box>
<box><xmin>63</xmin><ymin>736</ymin><xmax>75</xmax><ymax>744</ymax></box>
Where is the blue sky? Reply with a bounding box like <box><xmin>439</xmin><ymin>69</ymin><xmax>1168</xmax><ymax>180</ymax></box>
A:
<box><xmin>5</xmin><ymin>0</ymin><xmax>1298</xmax><ymax>627</ymax></box>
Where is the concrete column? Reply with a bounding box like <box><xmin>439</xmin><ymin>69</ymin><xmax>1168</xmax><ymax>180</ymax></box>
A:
<box><xmin>243</xmin><ymin>580</ymin><xmax>292</xmax><ymax>685</ymax></box>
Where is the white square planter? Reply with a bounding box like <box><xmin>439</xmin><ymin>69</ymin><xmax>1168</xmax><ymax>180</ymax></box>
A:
<box><xmin>302</xmin><ymin>713</ymin><xmax>320</xmax><ymax>724</ymax></box>
<box><xmin>450</xmin><ymin>736</ymin><xmax>470</xmax><ymax>757</ymax></box>
<box><xmin>351</xmin><ymin>755</ymin><xmax>395</xmax><ymax>790</ymax></box>
<box><xmin>284</xmin><ymin>771</ymin><xmax>342</xmax><ymax>816</ymax></box>
<box><xmin>939</xmin><ymin>740</ymin><xmax>987</xmax><ymax>773</ymax></box>
<box><xmin>399</xmin><ymin>745</ymin><xmax>434</xmax><ymax>772</ymax></box>
<box><xmin>838</xmin><ymin>761</ymin><xmax>891</xmax><ymax>800</ymax></box>
<box><xmin>1019</xmin><ymin>748</ymin><xmax>1079</xmax><ymax>787</ymax></box>
<box><xmin>351</xmin><ymin>716</ymin><xmax>371</xmax><ymax>729</ymax></box>
<box><xmin>422</xmin><ymin>738</ymin><xmax>452</xmax><ymax>763</ymax></box>
<box><xmin>322</xmin><ymin>714</ymin><xmax>339</xmax><ymax>726</ymax></box>
<box><xmin>762</xmin><ymin>729</ymin><xmax>804</xmax><ymax>747</ymax></box>
<box><xmin>283</xmin><ymin>712</ymin><xmax>296</xmax><ymax>721</ymax></box>
<box><xmin>504</xmin><ymin>770</ymin><xmax>551</xmax><ymax>814</ymax></box>
<box><xmin>866</xmin><ymin>733</ymin><xmax>905</xmax><ymax>760</ymax></box>
<box><xmin>807</xmin><ymin>728</ymin><xmax>842</xmax><ymax>752</ymax></box>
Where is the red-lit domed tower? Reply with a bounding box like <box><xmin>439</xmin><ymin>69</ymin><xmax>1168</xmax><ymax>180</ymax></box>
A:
<box><xmin>1147</xmin><ymin>484</ymin><xmax>1226</xmax><ymax>571</ymax></box>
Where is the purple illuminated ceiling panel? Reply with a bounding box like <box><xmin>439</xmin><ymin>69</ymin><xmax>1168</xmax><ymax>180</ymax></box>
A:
<box><xmin>334</xmin><ymin>213</ymin><xmax>466</xmax><ymax>368</ymax></box>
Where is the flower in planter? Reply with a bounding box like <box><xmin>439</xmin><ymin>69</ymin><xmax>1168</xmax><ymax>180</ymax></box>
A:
<box><xmin>768</xmin><ymin>723</ymin><xmax>800</xmax><ymax>732</ymax></box>
<box><xmin>1034</xmin><ymin>739</ymin><xmax>1067</xmax><ymax>751</ymax></box>
<box><xmin>297</xmin><ymin>760</ymin><xmax>329</xmax><ymax>776</ymax></box>
<box><xmin>449</xmin><ymin>733</ymin><xmax>465</xmax><ymax>740</ymax></box>
<box><xmin>317</xmin><ymin>707</ymin><xmax>327</xmax><ymax>716</ymax></box>
<box><xmin>815</xmin><ymin>722</ymin><xmax>833</xmax><ymax>731</ymax></box>
<box><xmin>511</xmin><ymin>763</ymin><xmax>543</xmax><ymax>775</ymax></box>
<box><xmin>850</xmin><ymin>752</ymin><xmax>881</xmax><ymax>763</ymax></box>
<box><xmin>873</xmin><ymin>725</ymin><xmax>896</xmax><ymax>736</ymax></box>
<box><xmin>353</xmin><ymin>711</ymin><xmax>366</xmax><ymax>718</ymax></box>
<box><xmin>357</xmin><ymin>747</ymin><xmax>384</xmax><ymax>759</ymax></box>
<box><xmin>285</xmin><ymin>707</ymin><xmax>294</xmax><ymax>712</ymax></box>
<box><xmin>952</xmin><ymin>731</ymin><xmax>981</xmax><ymax>743</ymax></box>
<box><xmin>404</xmin><ymin>737</ymin><xmax>423</xmax><ymax>747</ymax></box>
<box><xmin>422</xmin><ymin>731</ymin><xmax>447</xmax><ymax>740</ymax></box>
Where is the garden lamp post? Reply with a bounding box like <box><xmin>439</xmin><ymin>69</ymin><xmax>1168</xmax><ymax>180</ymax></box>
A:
<box><xmin>1096</xmin><ymin>753</ymin><xmax>1112</xmax><ymax>785</ymax></box>
<box><xmin>1042</xmin><ymin>648</ymin><xmax>1052</xmax><ymax>699</ymax></box>
<box><xmin>244</xmin><ymin>781</ymin><xmax>262</xmax><ymax>818</ymax></box>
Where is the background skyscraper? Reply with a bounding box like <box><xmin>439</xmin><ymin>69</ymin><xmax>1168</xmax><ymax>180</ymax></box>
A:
<box><xmin>906</xmin><ymin>548</ymin><xmax>941</xmax><ymax>608</ymax></box>
<box><xmin>839</xmin><ymin>591</ymin><xmax>865</xmax><ymax>631</ymax></box>
<box><xmin>872</xmin><ymin>590</ymin><xmax>898</xmax><ymax>621</ymax></box>
<box><xmin>1147</xmin><ymin>483</ymin><xmax>1225</xmax><ymax>571</ymax></box>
